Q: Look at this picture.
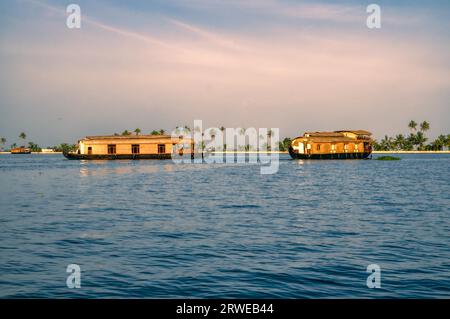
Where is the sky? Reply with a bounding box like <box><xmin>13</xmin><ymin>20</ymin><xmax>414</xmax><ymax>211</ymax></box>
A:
<box><xmin>0</xmin><ymin>0</ymin><xmax>449</xmax><ymax>146</ymax></box>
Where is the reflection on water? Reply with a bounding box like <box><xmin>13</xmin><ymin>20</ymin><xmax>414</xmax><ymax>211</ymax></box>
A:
<box><xmin>79</xmin><ymin>165</ymin><xmax>161</xmax><ymax>177</ymax></box>
<box><xmin>0</xmin><ymin>153</ymin><xmax>449</xmax><ymax>298</ymax></box>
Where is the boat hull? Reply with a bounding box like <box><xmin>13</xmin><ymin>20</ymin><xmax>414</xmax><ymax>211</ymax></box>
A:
<box><xmin>63</xmin><ymin>153</ymin><xmax>173</xmax><ymax>160</ymax></box>
<box><xmin>62</xmin><ymin>152</ymin><xmax>204</xmax><ymax>160</ymax></box>
<box><xmin>289</xmin><ymin>147</ymin><xmax>371</xmax><ymax>160</ymax></box>
<box><xmin>11</xmin><ymin>147</ymin><xmax>32</xmax><ymax>154</ymax></box>
<box><xmin>11</xmin><ymin>151</ymin><xmax>32</xmax><ymax>154</ymax></box>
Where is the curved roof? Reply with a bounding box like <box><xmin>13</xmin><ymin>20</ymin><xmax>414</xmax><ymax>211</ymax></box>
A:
<box><xmin>84</xmin><ymin>134</ymin><xmax>173</xmax><ymax>140</ymax></box>
<box><xmin>334</xmin><ymin>130</ymin><xmax>372</xmax><ymax>135</ymax></box>
<box><xmin>292</xmin><ymin>130</ymin><xmax>372</xmax><ymax>142</ymax></box>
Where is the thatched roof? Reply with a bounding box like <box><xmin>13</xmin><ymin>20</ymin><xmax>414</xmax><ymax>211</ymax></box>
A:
<box><xmin>335</xmin><ymin>130</ymin><xmax>372</xmax><ymax>135</ymax></box>
<box><xmin>304</xmin><ymin>130</ymin><xmax>372</xmax><ymax>137</ymax></box>
<box><xmin>295</xmin><ymin>136</ymin><xmax>356</xmax><ymax>143</ymax></box>
<box><xmin>305</xmin><ymin>132</ymin><xmax>344</xmax><ymax>137</ymax></box>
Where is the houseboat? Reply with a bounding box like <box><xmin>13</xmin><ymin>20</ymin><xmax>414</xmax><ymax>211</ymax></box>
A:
<box><xmin>11</xmin><ymin>147</ymin><xmax>31</xmax><ymax>154</ymax></box>
<box><xmin>63</xmin><ymin>135</ymin><xmax>194</xmax><ymax>160</ymax></box>
<box><xmin>289</xmin><ymin>130</ymin><xmax>373</xmax><ymax>160</ymax></box>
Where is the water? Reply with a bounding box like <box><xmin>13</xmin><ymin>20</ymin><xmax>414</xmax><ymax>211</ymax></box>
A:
<box><xmin>0</xmin><ymin>153</ymin><xmax>449</xmax><ymax>298</ymax></box>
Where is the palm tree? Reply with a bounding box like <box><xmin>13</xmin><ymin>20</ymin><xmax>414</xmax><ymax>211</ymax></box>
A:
<box><xmin>415</xmin><ymin>131</ymin><xmax>427</xmax><ymax>150</ymax></box>
<box><xmin>444</xmin><ymin>136</ymin><xmax>450</xmax><ymax>150</ymax></box>
<box><xmin>19</xmin><ymin>132</ymin><xmax>26</xmax><ymax>146</ymax></box>
<box><xmin>281</xmin><ymin>137</ymin><xmax>291</xmax><ymax>151</ymax></box>
<box><xmin>419</xmin><ymin>121</ymin><xmax>430</xmax><ymax>133</ymax></box>
<box><xmin>28</xmin><ymin>142</ymin><xmax>41</xmax><ymax>152</ymax></box>
<box><xmin>0</xmin><ymin>137</ymin><xmax>6</xmax><ymax>150</ymax></box>
<box><xmin>408</xmin><ymin>120</ymin><xmax>417</xmax><ymax>132</ymax></box>
<box><xmin>394</xmin><ymin>134</ymin><xmax>406</xmax><ymax>150</ymax></box>
<box><xmin>134</xmin><ymin>128</ymin><xmax>141</xmax><ymax>135</ymax></box>
<box><xmin>150</xmin><ymin>130</ymin><xmax>160</xmax><ymax>135</ymax></box>
<box><xmin>431</xmin><ymin>135</ymin><xmax>446</xmax><ymax>151</ymax></box>
<box><xmin>267</xmin><ymin>129</ymin><xmax>274</xmax><ymax>151</ymax></box>
<box><xmin>218</xmin><ymin>127</ymin><xmax>226</xmax><ymax>150</ymax></box>
<box><xmin>406</xmin><ymin>133</ymin><xmax>418</xmax><ymax>150</ymax></box>
<box><xmin>159</xmin><ymin>129</ymin><xmax>165</xmax><ymax>135</ymax></box>
<box><xmin>121</xmin><ymin>130</ymin><xmax>131</xmax><ymax>136</ymax></box>
<box><xmin>380</xmin><ymin>135</ymin><xmax>394</xmax><ymax>151</ymax></box>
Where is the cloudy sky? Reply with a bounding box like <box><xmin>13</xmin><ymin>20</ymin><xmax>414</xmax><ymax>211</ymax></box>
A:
<box><xmin>0</xmin><ymin>0</ymin><xmax>449</xmax><ymax>146</ymax></box>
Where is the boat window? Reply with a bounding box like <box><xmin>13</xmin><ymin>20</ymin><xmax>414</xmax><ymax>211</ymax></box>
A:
<box><xmin>107</xmin><ymin>144</ymin><xmax>116</xmax><ymax>154</ymax></box>
<box><xmin>317</xmin><ymin>144</ymin><xmax>321</xmax><ymax>151</ymax></box>
<box><xmin>158</xmin><ymin>144</ymin><xmax>166</xmax><ymax>154</ymax></box>
<box><xmin>344</xmin><ymin>144</ymin><xmax>348</xmax><ymax>151</ymax></box>
<box><xmin>88</xmin><ymin>147</ymin><xmax>92</xmax><ymax>155</ymax></box>
<box><xmin>132</xmin><ymin>144</ymin><xmax>140</xmax><ymax>154</ymax></box>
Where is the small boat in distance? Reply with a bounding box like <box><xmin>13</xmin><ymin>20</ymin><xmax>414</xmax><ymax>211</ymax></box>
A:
<box><xmin>11</xmin><ymin>147</ymin><xmax>31</xmax><ymax>154</ymax></box>
<box><xmin>63</xmin><ymin>135</ymin><xmax>194</xmax><ymax>160</ymax></box>
<box><xmin>289</xmin><ymin>130</ymin><xmax>373</xmax><ymax>160</ymax></box>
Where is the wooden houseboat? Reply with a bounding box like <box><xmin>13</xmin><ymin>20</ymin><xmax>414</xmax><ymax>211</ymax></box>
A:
<box><xmin>289</xmin><ymin>130</ymin><xmax>373</xmax><ymax>160</ymax></box>
<box><xmin>11</xmin><ymin>147</ymin><xmax>31</xmax><ymax>154</ymax></box>
<box><xmin>63</xmin><ymin>135</ymin><xmax>194</xmax><ymax>160</ymax></box>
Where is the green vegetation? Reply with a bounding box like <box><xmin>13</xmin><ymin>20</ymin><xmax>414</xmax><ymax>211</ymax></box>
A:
<box><xmin>2</xmin><ymin>122</ymin><xmax>447</xmax><ymax>154</ymax></box>
<box><xmin>376</xmin><ymin>156</ymin><xmax>401</xmax><ymax>161</ymax></box>
<box><xmin>0</xmin><ymin>137</ymin><xmax>6</xmax><ymax>151</ymax></box>
<box><xmin>373</xmin><ymin>121</ymin><xmax>449</xmax><ymax>151</ymax></box>
<box><xmin>18</xmin><ymin>132</ymin><xmax>27</xmax><ymax>148</ymax></box>
<box><xmin>53</xmin><ymin>143</ymin><xmax>77</xmax><ymax>153</ymax></box>
<box><xmin>121</xmin><ymin>130</ymin><xmax>132</xmax><ymax>136</ymax></box>
<box><xmin>278</xmin><ymin>138</ymin><xmax>292</xmax><ymax>152</ymax></box>
<box><xmin>1</xmin><ymin>134</ymin><xmax>43</xmax><ymax>152</ymax></box>
<box><xmin>27</xmin><ymin>142</ymin><xmax>41</xmax><ymax>152</ymax></box>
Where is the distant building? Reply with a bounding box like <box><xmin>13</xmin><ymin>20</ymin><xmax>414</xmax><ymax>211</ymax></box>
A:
<box><xmin>41</xmin><ymin>148</ymin><xmax>56</xmax><ymax>153</ymax></box>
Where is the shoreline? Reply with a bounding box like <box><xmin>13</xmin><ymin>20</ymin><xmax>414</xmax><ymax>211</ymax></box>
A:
<box><xmin>0</xmin><ymin>151</ymin><xmax>63</xmax><ymax>154</ymax></box>
<box><xmin>372</xmin><ymin>150</ymin><xmax>450</xmax><ymax>154</ymax></box>
<box><xmin>1</xmin><ymin>151</ymin><xmax>449</xmax><ymax>155</ymax></box>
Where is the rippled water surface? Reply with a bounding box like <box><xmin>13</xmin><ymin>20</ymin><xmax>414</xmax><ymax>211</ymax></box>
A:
<box><xmin>0</xmin><ymin>154</ymin><xmax>449</xmax><ymax>298</ymax></box>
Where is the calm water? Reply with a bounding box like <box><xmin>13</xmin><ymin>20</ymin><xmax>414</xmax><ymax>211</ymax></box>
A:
<box><xmin>0</xmin><ymin>153</ymin><xmax>449</xmax><ymax>298</ymax></box>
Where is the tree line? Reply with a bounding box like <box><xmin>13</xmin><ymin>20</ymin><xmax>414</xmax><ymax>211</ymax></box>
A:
<box><xmin>373</xmin><ymin>121</ymin><xmax>450</xmax><ymax>151</ymax></box>
<box><xmin>1</xmin><ymin>122</ymin><xmax>449</xmax><ymax>153</ymax></box>
<box><xmin>0</xmin><ymin>132</ymin><xmax>43</xmax><ymax>152</ymax></box>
